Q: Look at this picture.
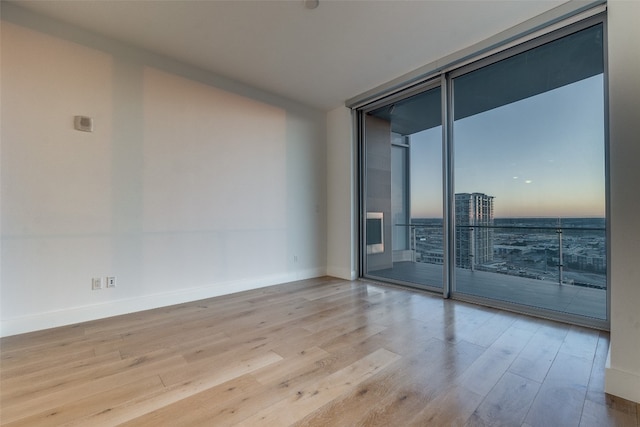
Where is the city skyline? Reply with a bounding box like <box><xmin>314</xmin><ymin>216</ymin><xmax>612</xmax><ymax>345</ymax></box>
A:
<box><xmin>410</xmin><ymin>74</ymin><xmax>605</xmax><ymax>219</ymax></box>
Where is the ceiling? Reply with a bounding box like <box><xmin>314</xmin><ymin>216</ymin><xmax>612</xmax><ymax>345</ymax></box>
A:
<box><xmin>8</xmin><ymin>0</ymin><xmax>569</xmax><ymax>111</ymax></box>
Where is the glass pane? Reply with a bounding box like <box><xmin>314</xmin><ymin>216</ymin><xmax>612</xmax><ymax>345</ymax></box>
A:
<box><xmin>364</xmin><ymin>86</ymin><xmax>443</xmax><ymax>289</ymax></box>
<box><xmin>452</xmin><ymin>24</ymin><xmax>606</xmax><ymax>319</ymax></box>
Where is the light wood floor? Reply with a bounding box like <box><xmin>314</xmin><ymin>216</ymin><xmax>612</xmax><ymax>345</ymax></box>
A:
<box><xmin>1</xmin><ymin>277</ymin><xmax>638</xmax><ymax>426</ymax></box>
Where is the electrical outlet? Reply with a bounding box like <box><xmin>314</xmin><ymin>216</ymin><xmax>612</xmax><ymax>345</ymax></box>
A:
<box><xmin>92</xmin><ymin>277</ymin><xmax>102</xmax><ymax>290</ymax></box>
<box><xmin>106</xmin><ymin>276</ymin><xmax>116</xmax><ymax>288</ymax></box>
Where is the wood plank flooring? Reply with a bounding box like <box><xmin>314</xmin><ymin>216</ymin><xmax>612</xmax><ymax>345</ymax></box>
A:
<box><xmin>1</xmin><ymin>277</ymin><xmax>638</xmax><ymax>426</ymax></box>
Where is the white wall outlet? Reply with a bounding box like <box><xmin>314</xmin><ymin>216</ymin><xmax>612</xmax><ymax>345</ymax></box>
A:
<box><xmin>92</xmin><ymin>277</ymin><xmax>102</xmax><ymax>290</ymax></box>
<box><xmin>106</xmin><ymin>276</ymin><xmax>116</xmax><ymax>288</ymax></box>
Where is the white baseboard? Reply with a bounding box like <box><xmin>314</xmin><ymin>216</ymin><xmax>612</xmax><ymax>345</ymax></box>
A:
<box><xmin>326</xmin><ymin>266</ymin><xmax>357</xmax><ymax>280</ymax></box>
<box><xmin>0</xmin><ymin>269</ymin><xmax>326</xmax><ymax>338</ymax></box>
<box><xmin>293</xmin><ymin>267</ymin><xmax>328</xmax><ymax>281</ymax></box>
<box><xmin>605</xmin><ymin>347</ymin><xmax>640</xmax><ymax>403</ymax></box>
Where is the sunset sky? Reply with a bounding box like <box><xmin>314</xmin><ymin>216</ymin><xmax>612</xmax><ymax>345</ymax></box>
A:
<box><xmin>410</xmin><ymin>74</ymin><xmax>605</xmax><ymax>219</ymax></box>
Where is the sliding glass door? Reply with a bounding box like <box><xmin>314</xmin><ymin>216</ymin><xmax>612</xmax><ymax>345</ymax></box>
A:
<box><xmin>359</xmin><ymin>15</ymin><xmax>608</xmax><ymax>327</ymax></box>
<box><xmin>362</xmin><ymin>85</ymin><xmax>443</xmax><ymax>291</ymax></box>
<box><xmin>450</xmin><ymin>23</ymin><xmax>606</xmax><ymax>320</ymax></box>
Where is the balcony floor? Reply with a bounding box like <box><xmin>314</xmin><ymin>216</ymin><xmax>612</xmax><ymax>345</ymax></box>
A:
<box><xmin>368</xmin><ymin>261</ymin><xmax>606</xmax><ymax>320</ymax></box>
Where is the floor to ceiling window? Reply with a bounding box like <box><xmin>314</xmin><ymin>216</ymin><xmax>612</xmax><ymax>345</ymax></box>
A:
<box><xmin>363</xmin><ymin>85</ymin><xmax>443</xmax><ymax>291</ymax></box>
<box><xmin>358</xmin><ymin>15</ymin><xmax>608</xmax><ymax>328</ymax></box>
<box><xmin>451</xmin><ymin>23</ymin><xmax>606</xmax><ymax>320</ymax></box>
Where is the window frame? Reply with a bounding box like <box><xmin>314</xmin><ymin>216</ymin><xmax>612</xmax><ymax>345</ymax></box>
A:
<box><xmin>356</xmin><ymin>12</ymin><xmax>609</xmax><ymax>330</ymax></box>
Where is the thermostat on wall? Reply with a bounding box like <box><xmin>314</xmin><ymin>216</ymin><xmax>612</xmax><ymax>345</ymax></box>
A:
<box><xmin>74</xmin><ymin>115</ymin><xmax>94</xmax><ymax>132</ymax></box>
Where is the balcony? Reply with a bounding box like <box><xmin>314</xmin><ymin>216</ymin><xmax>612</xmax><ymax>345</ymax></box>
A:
<box><xmin>367</xmin><ymin>221</ymin><xmax>607</xmax><ymax>321</ymax></box>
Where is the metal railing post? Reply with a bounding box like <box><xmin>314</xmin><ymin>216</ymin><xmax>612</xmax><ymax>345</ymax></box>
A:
<box><xmin>412</xmin><ymin>225</ymin><xmax>416</xmax><ymax>262</ymax></box>
<box><xmin>556</xmin><ymin>227</ymin><xmax>564</xmax><ymax>285</ymax></box>
<box><xmin>470</xmin><ymin>226</ymin><xmax>475</xmax><ymax>271</ymax></box>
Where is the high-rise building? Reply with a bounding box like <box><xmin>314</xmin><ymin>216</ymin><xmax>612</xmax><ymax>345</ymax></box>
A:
<box><xmin>455</xmin><ymin>193</ymin><xmax>494</xmax><ymax>269</ymax></box>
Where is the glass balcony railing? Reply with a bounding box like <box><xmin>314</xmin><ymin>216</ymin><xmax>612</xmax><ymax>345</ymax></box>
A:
<box><xmin>454</xmin><ymin>223</ymin><xmax>606</xmax><ymax>289</ymax></box>
<box><xmin>391</xmin><ymin>220</ymin><xmax>606</xmax><ymax>291</ymax></box>
<box><xmin>377</xmin><ymin>220</ymin><xmax>607</xmax><ymax>320</ymax></box>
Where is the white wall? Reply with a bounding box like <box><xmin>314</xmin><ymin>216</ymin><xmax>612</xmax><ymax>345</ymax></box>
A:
<box><xmin>605</xmin><ymin>0</ymin><xmax>640</xmax><ymax>403</ymax></box>
<box><xmin>326</xmin><ymin>106</ymin><xmax>356</xmax><ymax>280</ymax></box>
<box><xmin>0</xmin><ymin>11</ymin><xmax>327</xmax><ymax>337</ymax></box>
